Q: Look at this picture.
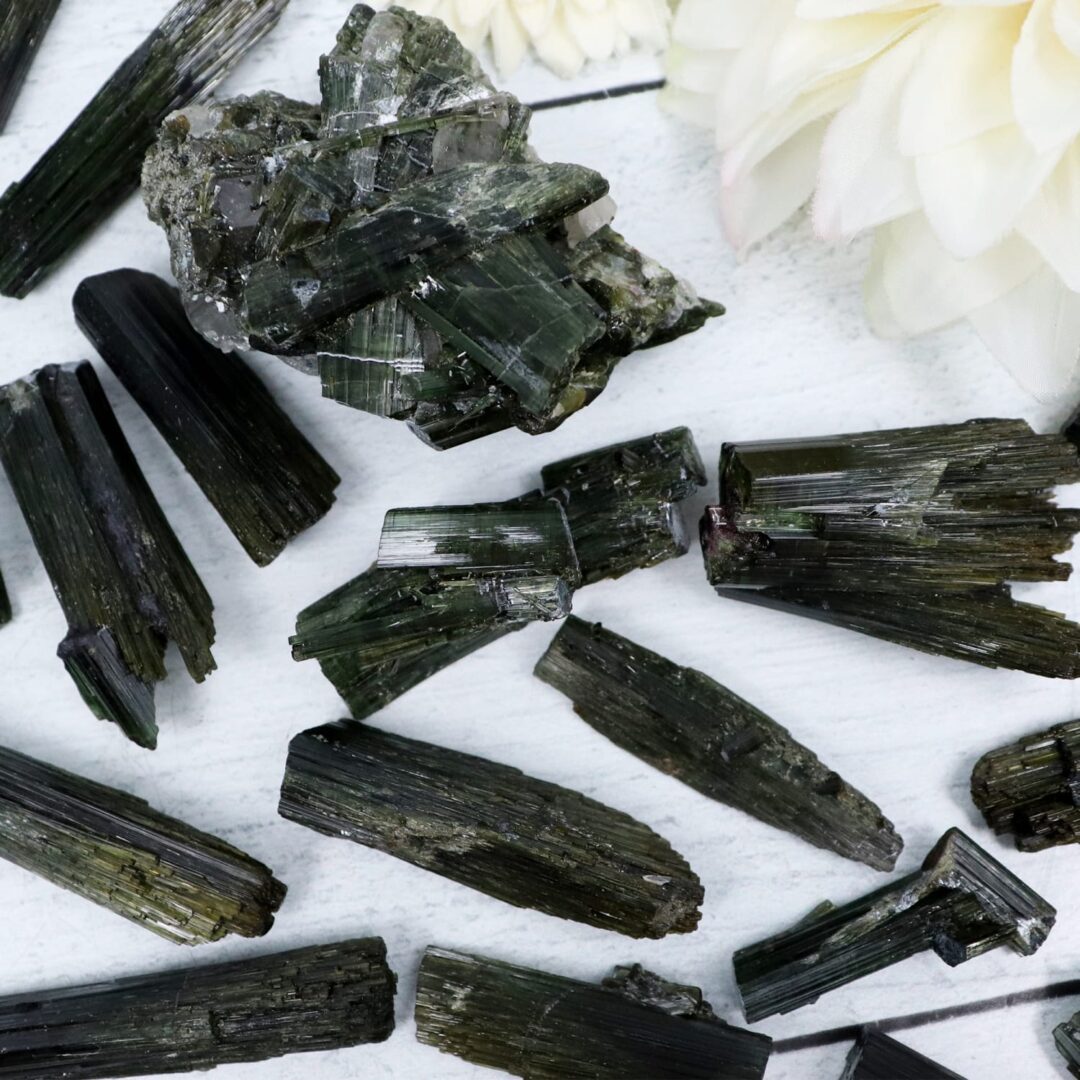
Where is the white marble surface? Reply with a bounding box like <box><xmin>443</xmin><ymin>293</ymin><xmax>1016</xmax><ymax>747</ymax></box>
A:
<box><xmin>2</xmin><ymin>3</ymin><xmax>1080</xmax><ymax>1078</ymax></box>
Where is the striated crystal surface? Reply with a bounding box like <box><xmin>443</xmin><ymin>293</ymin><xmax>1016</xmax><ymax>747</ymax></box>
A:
<box><xmin>280</xmin><ymin>721</ymin><xmax>703</xmax><ymax>938</ymax></box>
<box><xmin>1057</xmin><ymin>1010</ymin><xmax>1080</xmax><ymax>1078</ymax></box>
<box><xmin>415</xmin><ymin>948</ymin><xmax>771</xmax><ymax>1080</ymax></box>
<box><xmin>536</xmin><ymin>616</ymin><xmax>902</xmax><ymax>871</ymax></box>
<box><xmin>840</xmin><ymin>1030</ymin><xmax>967</xmax><ymax>1080</ymax></box>
<box><xmin>0</xmin><ymin>0</ymin><xmax>62</xmax><ymax>132</ymax></box>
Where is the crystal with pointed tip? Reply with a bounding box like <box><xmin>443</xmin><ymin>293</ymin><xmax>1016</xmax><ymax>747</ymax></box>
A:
<box><xmin>0</xmin><ymin>0</ymin><xmax>62</xmax><ymax>132</ymax></box>
<box><xmin>841</xmin><ymin>1030</ymin><xmax>967</xmax><ymax>1080</ymax></box>
<box><xmin>280</xmin><ymin>722</ymin><xmax>703</xmax><ymax>938</ymax></box>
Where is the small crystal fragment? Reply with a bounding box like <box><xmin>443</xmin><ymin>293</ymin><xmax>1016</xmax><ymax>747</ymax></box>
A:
<box><xmin>0</xmin><ymin>743</ymin><xmax>284</xmax><ymax>944</ymax></box>
<box><xmin>1057</xmin><ymin>1009</ymin><xmax>1080</xmax><ymax>1078</ymax></box>
<box><xmin>0</xmin><ymin>0</ymin><xmax>62</xmax><ymax>132</ymax></box>
<box><xmin>841</xmin><ymin>1030</ymin><xmax>967</xmax><ymax>1079</ymax></box>
<box><xmin>0</xmin><ymin>938</ymin><xmax>395</xmax><ymax>1077</ymax></box>
<box><xmin>74</xmin><ymin>269</ymin><xmax>340</xmax><ymax>566</ymax></box>
<box><xmin>415</xmin><ymin>948</ymin><xmax>771</xmax><ymax>1080</ymax></box>
<box><xmin>0</xmin><ymin>0</ymin><xmax>288</xmax><ymax>297</ymax></box>
<box><xmin>280</xmin><ymin>721</ymin><xmax>703</xmax><ymax>938</ymax></box>
<box><xmin>971</xmin><ymin>719</ymin><xmax>1080</xmax><ymax>851</ymax></box>
<box><xmin>701</xmin><ymin>420</ymin><xmax>1080</xmax><ymax>677</ymax></box>
<box><xmin>733</xmin><ymin>828</ymin><xmax>1055</xmax><ymax>1022</ymax></box>
<box><xmin>535</xmin><ymin>616</ymin><xmax>903</xmax><ymax>871</ymax></box>
<box><xmin>0</xmin><ymin>363</ymin><xmax>215</xmax><ymax>747</ymax></box>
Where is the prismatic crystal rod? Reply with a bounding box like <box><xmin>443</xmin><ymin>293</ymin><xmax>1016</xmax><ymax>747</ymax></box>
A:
<box><xmin>0</xmin><ymin>0</ymin><xmax>62</xmax><ymax>131</ymax></box>
<box><xmin>840</xmin><ymin>1031</ymin><xmax>967</xmax><ymax>1080</ymax></box>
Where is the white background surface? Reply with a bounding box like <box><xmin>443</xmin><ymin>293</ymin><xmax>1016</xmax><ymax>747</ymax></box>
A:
<box><xmin>2</xmin><ymin>3</ymin><xmax>1080</xmax><ymax>1078</ymax></box>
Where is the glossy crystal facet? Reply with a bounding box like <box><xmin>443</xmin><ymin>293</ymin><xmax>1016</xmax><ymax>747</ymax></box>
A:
<box><xmin>840</xmin><ymin>1031</ymin><xmax>967</xmax><ymax>1080</ymax></box>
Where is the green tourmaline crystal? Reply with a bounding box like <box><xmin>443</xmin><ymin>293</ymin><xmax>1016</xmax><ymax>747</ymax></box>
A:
<box><xmin>0</xmin><ymin>744</ymin><xmax>284</xmax><ymax>944</ymax></box>
<box><xmin>536</xmin><ymin>616</ymin><xmax>902</xmax><ymax>871</ymax></box>
<box><xmin>280</xmin><ymin>721</ymin><xmax>703</xmax><ymax>938</ymax></box>
<box><xmin>0</xmin><ymin>0</ymin><xmax>62</xmax><ymax>132</ymax></box>
<box><xmin>1057</xmin><ymin>1009</ymin><xmax>1080</xmax><ymax>1078</ymax></box>
<box><xmin>415</xmin><ymin>948</ymin><xmax>771</xmax><ymax>1079</ymax></box>
<box><xmin>841</xmin><ymin>1031</ymin><xmax>967</xmax><ymax>1080</ymax></box>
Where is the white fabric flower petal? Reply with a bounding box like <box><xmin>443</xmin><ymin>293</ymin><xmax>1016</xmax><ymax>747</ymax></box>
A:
<box><xmin>512</xmin><ymin>0</ymin><xmax>557</xmax><ymax>38</ymax></box>
<box><xmin>491</xmin><ymin>2</ymin><xmax>531</xmax><ymax>74</ymax></box>
<box><xmin>1054</xmin><ymin>0</ymin><xmax>1080</xmax><ymax>56</ymax></box>
<box><xmin>797</xmin><ymin>0</ymin><xmax>936</xmax><ymax>16</ymax></box>
<box><xmin>532</xmin><ymin>9</ymin><xmax>588</xmax><ymax>77</ymax></box>
<box><xmin>1013</xmin><ymin>0</ymin><xmax>1080</xmax><ymax>150</ymax></box>
<box><xmin>563</xmin><ymin>1</ymin><xmax>618</xmax><ymax>61</ymax></box>
<box><xmin>1017</xmin><ymin>142</ymin><xmax>1080</xmax><ymax>289</ymax></box>
<box><xmin>615</xmin><ymin>0</ymin><xmax>669</xmax><ymax>45</ymax></box>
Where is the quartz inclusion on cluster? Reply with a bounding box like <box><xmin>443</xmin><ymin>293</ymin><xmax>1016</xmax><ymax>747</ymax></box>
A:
<box><xmin>142</xmin><ymin>4</ymin><xmax>721</xmax><ymax>449</ymax></box>
<box><xmin>701</xmin><ymin>420</ymin><xmax>1080</xmax><ymax>677</ymax></box>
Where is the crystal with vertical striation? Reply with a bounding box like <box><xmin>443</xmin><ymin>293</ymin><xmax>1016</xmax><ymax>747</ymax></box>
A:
<box><xmin>0</xmin><ymin>938</ymin><xmax>395</xmax><ymax>1077</ymax></box>
<box><xmin>1057</xmin><ymin>1010</ymin><xmax>1080</xmax><ymax>1078</ymax></box>
<box><xmin>415</xmin><ymin>948</ymin><xmax>771</xmax><ymax>1080</ymax></box>
<box><xmin>0</xmin><ymin>0</ymin><xmax>62</xmax><ymax>132</ymax></box>
<box><xmin>0</xmin><ymin>743</ymin><xmax>284</xmax><ymax>944</ymax></box>
<box><xmin>733</xmin><ymin>828</ymin><xmax>1055</xmax><ymax>1022</ymax></box>
<box><xmin>841</xmin><ymin>1030</ymin><xmax>967</xmax><ymax>1080</ymax></box>
<box><xmin>0</xmin><ymin>567</ymin><xmax>9</xmax><ymax>625</ymax></box>
<box><xmin>74</xmin><ymin>269</ymin><xmax>340</xmax><ymax>566</ymax></box>
<box><xmin>701</xmin><ymin>420</ymin><xmax>1080</xmax><ymax>677</ymax></box>
<box><xmin>0</xmin><ymin>0</ymin><xmax>288</xmax><ymax>297</ymax></box>
<box><xmin>535</xmin><ymin>616</ymin><xmax>902</xmax><ymax>871</ymax></box>
<box><xmin>0</xmin><ymin>362</ymin><xmax>215</xmax><ymax>748</ymax></box>
<box><xmin>280</xmin><ymin>721</ymin><xmax>703</xmax><ymax>938</ymax></box>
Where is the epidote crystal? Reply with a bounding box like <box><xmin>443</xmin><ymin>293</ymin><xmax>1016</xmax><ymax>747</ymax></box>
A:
<box><xmin>415</xmin><ymin>948</ymin><xmax>771</xmax><ymax>1079</ymax></box>
<box><xmin>701</xmin><ymin>420</ymin><xmax>1080</xmax><ymax>677</ymax></box>
<box><xmin>74</xmin><ymin>269</ymin><xmax>340</xmax><ymax>566</ymax></box>
<box><xmin>0</xmin><ymin>743</ymin><xmax>284</xmax><ymax>944</ymax></box>
<box><xmin>841</xmin><ymin>1031</ymin><xmax>966</xmax><ymax>1080</ymax></box>
<box><xmin>733</xmin><ymin>828</ymin><xmax>1054</xmax><ymax>1022</ymax></box>
<box><xmin>280</xmin><ymin>721</ymin><xmax>703</xmax><ymax>938</ymax></box>
<box><xmin>0</xmin><ymin>0</ymin><xmax>287</xmax><ymax>297</ymax></box>
<box><xmin>0</xmin><ymin>0</ymin><xmax>62</xmax><ymax>132</ymax></box>
<box><xmin>535</xmin><ymin>616</ymin><xmax>902</xmax><ymax>871</ymax></box>
<box><xmin>0</xmin><ymin>938</ymin><xmax>394</xmax><ymax>1077</ymax></box>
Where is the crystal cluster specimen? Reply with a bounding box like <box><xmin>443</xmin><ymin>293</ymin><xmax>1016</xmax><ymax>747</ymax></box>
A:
<box><xmin>0</xmin><ymin>744</ymin><xmax>284</xmax><ymax>945</ymax></box>
<box><xmin>841</xmin><ymin>1031</ymin><xmax>967</xmax><ymax>1080</ymax></box>
<box><xmin>280</xmin><ymin>721</ymin><xmax>703</xmax><ymax>938</ymax></box>
<box><xmin>294</xmin><ymin>427</ymin><xmax>703</xmax><ymax>718</ymax></box>
<box><xmin>701</xmin><ymin>420</ymin><xmax>1080</xmax><ymax>677</ymax></box>
<box><xmin>733</xmin><ymin>828</ymin><xmax>1055</xmax><ymax>1022</ymax></box>
<box><xmin>74</xmin><ymin>269</ymin><xmax>340</xmax><ymax>566</ymax></box>
<box><xmin>0</xmin><ymin>363</ymin><xmax>215</xmax><ymax>748</ymax></box>
<box><xmin>0</xmin><ymin>938</ymin><xmax>395</xmax><ymax>1077</ymax></box>
<box><xmin>971</xmin><ymin>720</ymin><xmax>1080</xmax><ymax>852</ymax></box>
<box><xmin>0</xmin><ymin>0</ymin><xmax>287</xmax><ymax>297</ymax></box>
<box><xmin>1057</xmin><ymin>1009</ymin><xmax>1080</xmax><ymax>1078</ymax></box>
<box><xmin>0</xmin><ymin>0</ymin><xmax>62</xmax><ymax>131</ymax></box>
<box><xmin>415</xmin><ymin>948</ymin><xmax>771</xmax><ymax>1079</ymax></box>
<box><xmin>535</xmin><ymin>616</ymin><xmax>902</xmax><ymax>871</ymax></box>
<box><xmin>142</xmin><ymin>4</ymin><xmax>721</xmax><ymax>448</ymax></box>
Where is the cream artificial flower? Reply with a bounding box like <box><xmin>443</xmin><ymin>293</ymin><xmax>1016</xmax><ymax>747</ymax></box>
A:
<box><xmin>395</xmin><ymin>0</ymin><xmax>670</xmax><ymax>78</ymax></box>
<box><xmin>664</xmin><ymin>0</ymin><xmax>1080</xmax><ymax>396</ymax></box>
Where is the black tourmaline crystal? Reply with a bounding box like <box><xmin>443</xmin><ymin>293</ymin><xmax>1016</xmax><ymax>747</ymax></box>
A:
<box><xmin>74</xmin><ymin>269</ymin><xmax>340</xmax><ymax>566</ymax></box>
<box><xmin>701</xmin><ymin>420</ymin><xmax>1080</xmax><ymax>677</ymax></box>
<box><xmin>0</xmin><ymin>0</ymin><xmax>62</xmax><ymax>132</ymax></box>
<box><xmin>0</xmin><ymin>0</ymin><xmax>287</xmax><ymax>297</ymax></box>
<box><xmin>415</xmin><ymin>948</ymin><xmax>771</xmax><ymax>1079</ymax></box>
<box><xmin>535</xmin><ymin>616</ymin><xmax>902</xmax><ymax>871</ymax></box>
<box><xmin>971</xmin><ymin>720</ymin><xmax>1080</xmax><ymax>851</ymax></box>
<box><xmin>0</xmin><ymin>569</ymin><xmax>9</xmax><ymax>626</ymax></box>
<box><xmin>280</xmin><ymin>722</ymin><xmax>703</xmax><ymax>938</ymax></box>
<box><xmin>841</xmin><ymin>1031</ymin><xmax>966</xmax><ymax>1080</ymax></box>
<box><xmin>733</xmin><ymin>828</ymin><xmax>1055</xmax><ymax>1022</ymax></box>
<box><xmin>0</xmin><ymin>743</ymin><xmax>284</xmax><ymax>944</ymax></box>
<box><xmin>1057</xmin><ymin>1010</ymin><xmax>1080</xmax><ymax>1078</ymax></box>
<box><xmin>0</xmin><ymin>363</ymin><xmax>215</xmax><ymax>748</ymax></box>
<box><xmin>141</xmin><ymin>4</ymin><xmax>720</xmax><ymax>448</ymax></box>
<box><xmin>0</xmin><ymin>938</ymin><xmax>395</xmax><ymax>1077</ymax></box>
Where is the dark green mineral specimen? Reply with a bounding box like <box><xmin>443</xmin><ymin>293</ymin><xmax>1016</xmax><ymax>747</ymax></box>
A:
<box><xmin>701</xmin><ymin>420</ymin><xmax>1080</xmax><ymax>677</ymax></box>
<box><xmin>971</xmin><ymin>719</ymin><xmax>1080</xmax><ymax>851</ymax></box>
<box><xmin>0</xmin><ymin>0</ymin><xmax>62</xmax><ymax>132</ymax></box>
<box><xmin>733</xmin><ymin>828</ymin><xmax>1055</xmax><ymax>1022</ymax></box>
<box><xmin>0</xmin><ymin>743</ymin><xmax>284</xmax><ymax>944</ymax></box>
<box><xmin>840</xmin><ymin>1030</ymin><xmax>966</xmax><ymax>1080</ymax></box>
<box><xmin>535</xmin><ymin>616</ymin><xmax>902</xmax><ymax>871</ymax></box>
<box><xmin>0</xmin><ymin>0</ymin><xmax>287</xmax><ymax>297</ymax></box>
<box><xmin>415</xmin><ymin>948</ymin><xmax>771</xmax><ymax>1079</ymax></box>
<box><xmin>0</xmin><ymin>362</ymin><xmax>215</xmax><ymax>748</ymax></box>
<box><xmin>142</xmin><ymin>4</ymin><xmax>720</xmax><ymax>448</ymax></box>
<box><xmin>0</xmin><ymin>938</ymin><xmax>395</xmax><ymax>1077</ymax></box>
<box><xmin>1056</xmin><ymin>1009</ymin><xmax>1080</xmax><ymax>1078</ymax></box>
<box><xmin>74</xmin><ymin>269</ymin><xmax>340</xmax><ymax>566</ymax></box>
<box><xmin>280</xmin><ymin>721</ymin><xmax>703</xmax><ymax>938</ymax></box>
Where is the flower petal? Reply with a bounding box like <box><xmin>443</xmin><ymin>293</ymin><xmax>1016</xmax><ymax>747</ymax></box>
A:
<box><xmin>1017</xmin><ymin>143</ymin><xmax>1080</xmax><ymax>291</ymax></box>
<box><xmin>452</xmin><ymin>0</ymin><xmax>499</xmax><ymax>28</ymax></box>
<box><xmin>491</xmin><ymin>2</ymin><xmax>530</xmax><ymax>74</ymax></box>
<box><xmin>615</xmin><ymin>0</ymin><xmax>670</xmax><ymax>46</ymax></box>
<box><xmin>563</xmin><ymin>0</ymin><xmax>618</xmax><ymax>60</ymax></box>
<box><xmin>532</xmin><ymin>9</ymin><xmax>587</xmax><ymax>77</ymax></box>
<box><xmin>674</xmin><ymin>0</ymin><xmax>769</xmax><ymax>49</ymax></box>
<box><xmin>511</xmin><ymin>0</ymin><xmax>556</xmax><ymax>38</ymax></box>
<box><xmin>1054</xmin><ymin>0</ymin><xmax>1080</xmax><ymax>56</ymax></box>
<box><xmin>797</xmin><ymin>0</ymin><xmax>935</xmax><ymax>16</ymax></box>
<box><xmin>1013</xmin><ymin>0</ymin><xmax>1080</xmax><ymax>151</ymax></box>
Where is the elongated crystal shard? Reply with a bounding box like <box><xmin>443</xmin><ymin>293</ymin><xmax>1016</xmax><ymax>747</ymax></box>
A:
<box><xmin>0</xmin><ymin>568</ymin><xmax>9</xmax><ymax>625</ymax></box>
<box><xmin>0</xmin><ymin>938</ymin><xmax>394</xmax><ymax>1077</ymax></box>
<box><xmin>0</xmin><ymin>0</ymin><xmax>62</xmax><ymax>131</ymax></box>
<box><xmin>733</xmin><ymin>828</ymin><xmax>1055</xmax><ymax>1022</ymax></box>
<box><xmin>0</xmin><ymin>744</ymin><xmax>284</xmax><ymax>944</ymax></box>
<box><xmin>415</xmin><ymin>948</ymin><xmax>771</xmax><ymax>1080</ymax></box>
<box><xmin>0</xmin><ymin>0</ymin><xmax>287</xmax><ymax>297</ymax></box>
<box><xmin>840</xmin><ymin>1030</ymin><xmax>967</xmax><ymax>1080</ymax></box>
<box><xmin>280</xmin><ymin>721</ymin><xmax>703</xmax><ymax>938</ymax></box>
<box><xmin>1057</xmin><ymin>1010</ymin><xmax>1080</xmax><ymax>1078</ymax></box>
<box><xmin>0</xmin><ymin>363</ymin><xmax>215</xmax><ymax>748</ymax></box>
<box><xmin>74</xmin><ymin>269</ymin><xmax>340</xmax><ymax>566</ymax></box>
<box><xmin>536</xmin><ymin>616</ymin><xmax>902</xmax><ymax>870</ymax></box>
<box><xmin>702</xmin><ymin>420</ymin><xmax>1080</xmax><ymax>676</ymax></box>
